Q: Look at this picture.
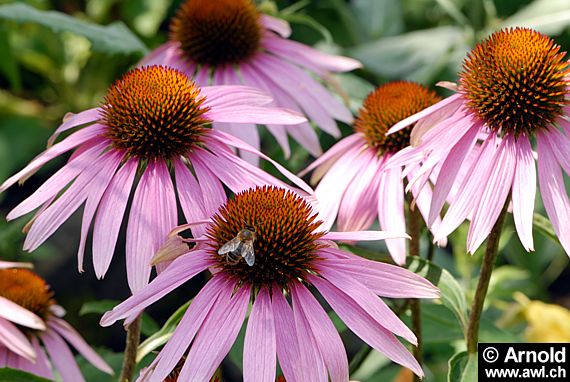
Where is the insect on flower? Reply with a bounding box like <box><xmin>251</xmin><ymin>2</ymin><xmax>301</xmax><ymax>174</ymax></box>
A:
<box><xmin>218</xmin><ymin>221</ymin><xmax>258</xmax><ymax>266</ymax></box>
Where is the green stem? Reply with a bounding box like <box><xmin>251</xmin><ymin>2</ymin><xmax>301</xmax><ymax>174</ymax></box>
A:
<box><xmin>466</xmin><ymin>201</ymin><xmax>509</xmax><ymax>353</ymax></box>
<box><xmin>119</xmin><ymin>314</ymin><xmax>142</xmax><ymax>382</ymax></box>
<box><xmin>408</xmin><ymin>204</ymin><xmax>423</xmax><ymax>382</ymax></box>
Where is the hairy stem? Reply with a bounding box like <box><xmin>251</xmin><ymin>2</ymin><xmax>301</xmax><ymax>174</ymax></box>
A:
<box><xmin>408</xmin><ymin>204</ymin><xmax>423</xmax><ymax>382</ymax></box>
<box><xmin>119</xmin><ymin>314</ymin><xmax>142</xmax><ymax>382</ymax></box>
<box><xmin>466</xmin><ymin>201</ymin><xmax>509</xmax><ymax>353</ymax></box>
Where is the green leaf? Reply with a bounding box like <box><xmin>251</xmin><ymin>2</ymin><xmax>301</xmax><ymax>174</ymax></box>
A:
<box><xmin>79</xmin><ymin>300</ymin><xmax>118</xmax><ymax>316</ymax></box>
<box><xmin>136</xmin><ymin>300</ymin><xmax>191</xmax><ymax>362</ymax></box>
<box><xmin>500</xmin><ymin>0</ymin><xmax>570</xmax><ymax>35</ymax></box>
<box><xmin>0</xmin><ymin>368</ymin><xmax>53</xmax><ymax>382</ymax></box>
<box><xmin>448</xmin><ymin>351</ymin><xmax>478</xmax><ymax>382</ymax></box>
<box><xmin>351</xmin><ymin>0</ymin><xmax>404</xmax><ymax>39</ymax></box>
<box><xmin>533</xmin><ymin>213</ymin><xmax>559</xmax><ymax>244</ymax></box>
<box><xmin>406</xmin><ymin>257</ymin><xmax>469</xmax><ymax>330</ymax></box>
<box><xmin>0</xmin><ymin>3</ymin><xmax>147</xmax><ymax>55</ymax></box>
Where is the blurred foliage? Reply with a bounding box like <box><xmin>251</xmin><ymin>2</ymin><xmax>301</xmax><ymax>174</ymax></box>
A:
<box><xmin>0</xmin><ymin>0</ymin><xmax>569</xmax><ymax>381</ymax></box>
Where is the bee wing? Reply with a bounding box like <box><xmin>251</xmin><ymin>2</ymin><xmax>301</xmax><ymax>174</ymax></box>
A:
<box><xmin>241</xmin><ymin>241</ymin><xmax>255</xmax><ymax>267</ymax></box>
<box><xmin>218</xmin><ymin>237</ymin><xmax>241</xmax><ymax>255</ymax></box>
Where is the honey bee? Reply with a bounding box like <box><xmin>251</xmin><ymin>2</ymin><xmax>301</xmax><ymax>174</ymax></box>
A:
<box><xmin>218</xmin><ymin>223</ymin><xmax>257</xmax><ymax>266</ymax></box>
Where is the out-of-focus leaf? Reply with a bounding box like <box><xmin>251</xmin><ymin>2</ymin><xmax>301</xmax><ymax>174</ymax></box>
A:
<box><xmin>533</xmin><ymin>212</ymin><xmax>559</xmax><ymax>244</ymax></box>
<box><xmin>351</xmin><ymin>0</ymin><xmax>404</xmax><ymax>38</ymax></box>
<box><xmin>335</xmin><ymin>73</ymin><xmax>375</xmax><ymax>113</ymax></box>
<box><xmin>76</xmin><ymin>348</ymin><xmax>154</xmax><ymax>382</ymax></box>
<box><xmin>122</xmin><ymin>0</ymin><xmax>172</xmax><ymax>37</ymax></box>
<box><xmin>349</xmin><ymin>26</ymin><xmax>464</xmax><ymax>82</ymax></box>
<box><xmin>136</xmin><ymin>300</ymin><xmax>191</xmax><ymax>362</ymax></box>
<box><xmin>0</xmin><ymin>368</ymin><xmax>52</xmax><ymax>382</ymax></box>
<box><xmin>0</xmin><ymin>3</ymin><xmax>147</xmax><ymax>55</ymax></box>
<box><xmin>487</xmin><ymin>265</ymin><xmax>531</xmax><ymax>301</ymax></box>
<box><xmin>500</xmin><ymin>0</ymin><xmax>570</xmax><ymax>35</ymax></box>
<box><xmin>0</xmin><ymin>27</ymin><xmax>20</xmax><ymax>91</ymax></box>
<box><xmin>406</xmin><ymin>257</ymin><xmax>469</xmax><ymax>330</ymax></box>
<box><xmin>447</xmin><ymin>351</ymin><xmax>477</xmax><ymax>382</ymax></box>
<box><xmin>79</xmin><ymin>300</ymin><xmax>118</xmax><ymax>315</ymax></box>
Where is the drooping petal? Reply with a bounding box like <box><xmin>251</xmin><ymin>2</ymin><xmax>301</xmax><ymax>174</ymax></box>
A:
<box><xmin>377</xmin><ymin>164</ymin><xmax>407</xmax><ymax>264</ymax></box>
<box><xmin>48</xmin><ymin>108</ymin><xmax>100</xmax><ymax>146</ymax></box>
<box><xmin>244</xmin><ymin>287</ymin><xmax>276</xmax><ymax>382</ymax></box>
<box><xmin>201</xmin><ymin>85</ymin><xmax>272</xmax><ymax>109</ymax></box>
<box><xmin>0</xmin><ymin>317</ymin><xmax>36</xmax><ymax>361</ymax></box>
<box><xmin>92</xmin><ymin>157</ymin><xmax>138</xmax><ymax>278</ymax></box>
<box><xmin>318</xmin><ymin>266</ymin><xmax>416</xmax><ymax>344</ymax></box>
<box><xmin>41</xmin><ymin>330</ymin><xmax>84</xmax><ymax>382</ymax></box>
<box><xmin>173</xmin><ymin>158</ymin><xmax>207</xmax><ymax>236</ymax></box>
<box><xmin>318</xmin><ymin>248</ymin><xmax>440</xmax><ymax>299</ymax></box>
<box><xmin>272</xmin><ymin>288</ymin><xmax>303</xmax><ymax>382</ymax></box>
<box><xmin>260</xmin><ymin>14</ymin><xmax>291</xmax><ymax>37</ymax></box>
<box><xmin>511</xmin><ymin>134</ymin><xmax>536</xmax><ymax>251</ymax></box>
<box><xmin>125</xmin><ymin>160</ymin><xmax>177</xmax><ymax>292</ymax></box>
<box><xmin>467</xmin><ymin>134</ymin><xmax>517</xmax><ymax>254</ymax></box>
<box><xmin>310</xmin><ymin>275</ymin><xmax>423</xmax><ymax>377</ymax></box>
<box><xmin>322</xmin><ymin>230</ymin><xmax>410</xmax><ymax>242</ymax></box>
<box><xmin>537</xmin><ymin>132</ymin><xmax>570</xmax><ymax>256</ymax></box>
<box><xmin>100</xmin><ymin>251</ymin><xmax>212</xmax><ymax>326</ymax></box>
<box><xmin>143</xmin><ymin>276</ymin><xmax>227</xmax><ymax>382</ymax></box>
<box><xmin>190</xmin><ymin>150</ymin><xmax>227</xmax><ymax>217</ymax></box>
<box><xmin>291</xmin><ymin>282</ymin><xmax>348</xmax><ymax>382</ymax></box>
<box><xmin>48</xmin><ymin>318</ymin><xmax>113</xmax><ymax>374</ymax></box>
<box><xmin>27</xmin><ymin>337</ymin><xmax>52</xmax><ymax>379</ymax></box>
<box><xmin>0</xmin><ymin>297</ymin><xmax>45</xmax><ymax>330</ymax></box>
<box><xmin>0</xmin><ymin>124</ymin><xmax>104</xmax><ymax>192</ymax></box>
<box><xmin>178</xmin><ymin>285</ymin><xmax>250</xmax><ymax>381</ymax></box>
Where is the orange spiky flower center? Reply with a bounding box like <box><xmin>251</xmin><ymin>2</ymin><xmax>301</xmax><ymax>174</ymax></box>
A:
<box><xmin>207</xmin><ymin>186</ymin><xmax>325</xmax><ymax>288</ymax></box>
<box><xmin>460</xmin><ymin>27</ymin><xmax>570</xmax><ymax>136</ymax></box>
<box><xmin>355</xmin><ymin>81</ymin><xmax>441</xmax><ymax>153</ymax></box>
<box><xmin>0</xmin><ymin>269</ymin><xmax>54</xmax><ymax>321</ymax></box>
<box><xmin>171</xmin><ymin>0</ymin><xmax>261</xmax><ymax>66</ymax></box>
<box><xmin>101</xmin><ymin>66</ymin><xmax>210</xmax><ymax>159</ymax></box>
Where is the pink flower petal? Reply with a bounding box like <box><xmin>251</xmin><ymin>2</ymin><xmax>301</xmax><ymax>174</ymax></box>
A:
<box><xmin>511</xmin><ymin>134</ymin><xmax>536</xmax><ymax>252</ymax></box>
<box><xmin>0</xmin><ymin>123</ymin><xmax>104</xmax><ymax>192</ymax></box>
<box><xmin>125</xmin><ymin>160</ymin><xmax>177</xmax><ymax>292</ymax></box>
<box><xmin>260</xmin><ymin>14</ymin><xmax>291</xmax><ymax>37</ymax></box>
<box><xmin>48</xmin><ymin>108</ymin><xmax>100</xmax><ymax>146</ymax></box>
<box><xmin>190</xmin><ymin>150</ymin><xmax>227</xmax><ymax>217</ymax></box>
<box><xmin>467</xmin><ymin>134</ymin><xmax>517</xmax><ymax>254</ymax></box>
<box><xmin>77</xmin><ymin>151</ymin><xmax>123</xmax><ymax>272</ymax></box>
<box><xmin>537</xmin><ymin>132</ymin><xmax>570</xmax><ymax>256</ymax></box>
<box><xmin>310</xmin><ymin>275</ymin><xmax>423</xmax><ymax>377</ymax></box>
<box><xmin>0</xmin><ymin>318</ymin><xmax>36</xmax><ymax>361</ymax></box>
<box><xmin>41</xmin><ymin>329</ymin><xmax>84</xmax><ymax>382</ymax></box>
<box><xmin>322</xmin><ymin>230</ymin><xmax>410</xmax><ymax>242</ymax></box>
<box><xmin>48</xmin><ymin>317</ymin><xmax>113</xmax><ymax>374</ymax></box>
<box><xmin>319</xmin><ymin>266</ymin><xmax>417</xmax><ymax>344</ymax></box>
<box><xmin>201</xmin><ymin>85</ymin><xmax>273</xmax><ymax>110</ymax></box>
<box><xmin>272</xmin><ymin>287</ymin><xmax>303</xmax><ymax>382</ymax></box>
<box><xmin>100</xmin><ymin>251</ymin><xmax>212</xmax><ymax>327</ymax></box>
<box><xmin>377</xmin><ymin>164</ymin><xmax>407</xmax><ymax>264</ymax></box>
<box><xmin>25</xmin><ymin>337</ymin><xmax>52</xmax><ymax>379</ymax></box>
<box><xmin>143</xmin><ymin>276</ymin><xmax>227</xmax><ymax>382</ymax></box>
<box><xmin>244</xmin><ymin>287</ymin><xmax>276</xmax><ymax>382</ymax></box>
<box><xmin>318</xmin><ymin>248</ymin><xmax>439</xmax><ymax>299</ymax></box>
<box><xmin>92</xmin><ymin>157</ymin><xmax>138</xmax><ymax>278</ymax></box>
<box><xmin>209</xmin><ymin>130</ymin><xmax>314</xmax><ymax>194</ymax></box>
<box><xmin>0</xmin><ymin>297</ymin><xmax>45</xmax><ymax>330</ymax></box>
<box><xmin>387</xmin><ymin>94</ymin><xmax>462</xmax><ymax>134</ymax></box>
<box><xmin>178</xmin><ymin>285</ymin><xmax>250</xmax><ymax>381</ymax></box>
<box><xmin>264</xmin><ymin>35</ymin><xmax>361</xmax><ymax>73</ymax></box>
<box><xmin>0</xmin><ymin>261</ymin><xmax>32</xmax><ymax>269</ymax></box>
<box><xmin>291</xmin><ymin>282</ymin><xmax>348</xmax><ymax>382</ymax></box>
<box><xmin>173</xmin><ymin>158</ymin><xmax>207</xmax><ymax>236</ymax></box>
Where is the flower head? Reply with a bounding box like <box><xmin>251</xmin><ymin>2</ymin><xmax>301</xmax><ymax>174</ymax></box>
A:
<box><xmin>0</xmin><ymin>65</ymin><xmax>309</xmax><ymax>292</ymax></box>
<box><xmin>386</xmin><ymin>27</ymin><xmax>570</xmax><ymax>255</ymax></box>
<box><xmin>141</xmin><ymin>0</ymin><xmax>362</xmax><ymax>162</ymax></box>
<box><xmin>300</xmin><ymin>81</ymin><xmax>446</xmax><ymax>264</ymax></box>
<box><xmin>101</xmin><ymin>186</ymin><xmax>439</xmax><ymax>382</ymax></box>
<box><xmin>0</xmin><ymin>265</ymin><xmax>112</xmax><ymax>381</ymax></box>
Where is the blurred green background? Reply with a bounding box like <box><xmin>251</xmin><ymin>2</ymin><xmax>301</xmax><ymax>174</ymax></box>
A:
<box><xmin>1</xmin><ymin>0</ymin><xmax>570</xmax><ymax>381</ymax></box>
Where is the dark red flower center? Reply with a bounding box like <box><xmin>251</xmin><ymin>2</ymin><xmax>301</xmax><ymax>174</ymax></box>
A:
<box><xmin>460</xmin><ymin>27</ymin><xmax>570</xmax><ymax>136</ymax></box>
<box><xmin>207</xmin><ymin>186</ymin><xmax>325</xmax><ymax>289</ymax></box>
<box><xmin>100</xmin><ymin>66</ymin><xmax>210</xmax><ymax>159</ymax></box>
<box><xmin>355</xmin><ymin>81</ymin><xmax>441</xmax><ymax>153</ymax></box>
<box><xmin>170</xmin><ymin>0</ymin><xmax>261</xmax><ymax>66</ymax></box>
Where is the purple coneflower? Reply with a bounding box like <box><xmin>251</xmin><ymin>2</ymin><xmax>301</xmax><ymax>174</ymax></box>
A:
<box><xmin>0</xmin><ymin>65</ymin><xmax>308</xmax><ymax>292</ymax></box>
<box><xmin>387</xmin><ymin>28</ymin><xmax>570</xmax><ymax>255</ymax></box>
<box><xmin>0</xmin><ymin>266</ymin><xmax>112</xmax><ymax>381</ymax></box>
<box><xmin>140</xmin><ymin>0</ymin><xmax>361</xmax><ymax>162</ymax></box>
<box><xmin>300</xmin><ymin>81</ymin><xmax>445</xmax><ymax>264</ymax></box>
<box><xmin>101</xmin><ymin>186</ymin><xmax>439</xmax><ymax>381</ymax></box>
